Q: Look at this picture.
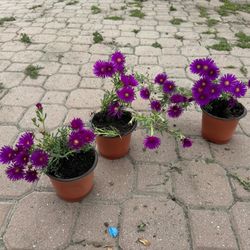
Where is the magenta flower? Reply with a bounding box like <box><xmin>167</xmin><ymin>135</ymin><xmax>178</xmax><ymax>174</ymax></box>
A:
<box><xmin>163</xmin><ymin>80</ymin><xmax>176</xmax><ymax>94</ymax></box>
<box><xmin>190</xmin><ymin>58</ymin><xmax>204</xmax><ymax>75</ymax></box>
<box><xmin>68</xmin><ymin>131</ymin><xmax>84</xmax><ymax>150</ymax></box>
<box><xmin>70</xmin><ymin>118</ymin><xmax>84</xmax><ymax>131</ymax></box>
<box><xmin>30</xmin><ymin>149</ymin><xmax>49</xmax><ymax>169</ymax></box>
<box><xmin>111</xmin><ymin>51</ymin><xmax>125</xmax><ymax>72</ymax></box>
<box><xmin>15</xmin><ymin>151</ymin><xmax>29</xmax><ymax>167</ymax></box>
<box><xmin>248</xmin><ymin>80</ymin><xmax>250</xmax><ymax>88</ymax></box>
<box><xmin>93</xmin><ymin>60</ymin><xmax>116</xmax><ymax>78</ymax></box>
<box><xmin>154</xmin><ymin>73</ymin><xmax>167</xmax><ymax>85</ymax></box>
<box><xmin>150</xmin><ymin>100</ymin><xmax>162</xmax><ymax>112</ymax></box>
<box><xmin>207</xmin><ymin>84</ymin><xmax>222</xmax><ymax>101</ymax></box>
<box><xmin>193</xmin><ymin>92</ymin><xmax>210</xmax><ymax>106</ymax></box>
<box><xmin>192</xmin><ymin>78</ymin><xmax>212</xmax><ymax>106</ymax></box>
<box><xmin>36</xmin><ymin>103</ymin><xmax>43</xmax><ymax>110</ymax></box>
<box><xmin>117</xmin><ymin>86</ymin><xmax>135</xmax><ymax>103</ymax></box>
<box><xmin>0</xmin><ymin>146</ymin><xmax>15</xmax><ymax>164</ymax></box>
<box><xmin>219</xmin><ymin>74</ymin><xmax>237</xmax><ymax>93</ymax></box>
<box><xmin>182</xmin><ymin>138</ymin><xmax>192</xmax><ymax>148</ymax></box>
<box><xmin>24</xmin><ymin>169</ymin><xmax>38</xmax><ymax>182</ymax></box>
<box><xmin>108</xmin><ymin>102</ymin><xmax>123</xmax><ymax>118</ymax></box>
<box><xmin>6</xmin><ymin>165</ymin><xmax>25</xmax><ymax>181</ymax></box>
<box><xmin>17</xmin><ymin>132</ymin><xmax>34</xmax><ymax>150</ymax></box>
<box><xmin>81</xmin><ymin>129</ymin><xmax>95</xmax><ymax>144</ymax></box>
<box><xmin>121</xmin><ymin>74</ymin><xmax>138</xmax><ymax>87</ymax></box>
<box><xmin>232</xmin><ymin>81</ymin><xmax>247</xmax><ymax>98</ymax></box>
<box><xmin>170</xmin><ymin>94</ymin><xmax>187</xmax><ymax>103</ymax></box>
<box><xmin>167</xmin><ymin>105</ymin><xmax>183</xmax><ymax>118</ymax></box>
<box><xmin>143</xmin><ymin>136</ymin><xmax>161</xmax><ymax>150</ymax></box>
<box><xmin>140</xmin><ymin>87</ymin><xmax>150</xmax><ymax>100</ymax></box>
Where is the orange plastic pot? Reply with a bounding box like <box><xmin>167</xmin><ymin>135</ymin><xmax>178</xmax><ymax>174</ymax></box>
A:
<box><xmin>201</xmin><ymin>108</ymin><xmax>247</xmax><ymax>144</ymax></box>
<box><xmin>47</xmin><ymin>150</ymin><xmax>98</xmax><ymax>202</ymax></box>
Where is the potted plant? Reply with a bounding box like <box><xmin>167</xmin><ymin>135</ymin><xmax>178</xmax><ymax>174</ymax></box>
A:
<box><xmin>91</xmin><ymin>51</ymin><xmax>138</xmax><ymax>159</ymax></box>
<box><xmin>190</xmin><ymin>57</ymin><xmax>249</xmax><ymax>144</ymax></box>
<box><xmin>0</xmin><ymin>104</ymin><xmax>97</xmax><ymax>202</ymax></box>
<box><xmin>92</xmin><ymin>51</ymin><xmax>193</xmax><ymax>157</ymax></box>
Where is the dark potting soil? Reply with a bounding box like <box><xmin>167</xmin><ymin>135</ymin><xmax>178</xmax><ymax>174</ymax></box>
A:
<box><xmin>47</xmin><ymin>149</ymin><xmax>96</xmax><ymax>179</ymax></box>
<box><xmin>91</xmin><ymin>111</ymin><xmax>135</xmax><ymax>136</ymax></box>
<box><xmin>203</xmin><ymin>98</ymin><xmax>245</xmax><ymax>119</ymax></box>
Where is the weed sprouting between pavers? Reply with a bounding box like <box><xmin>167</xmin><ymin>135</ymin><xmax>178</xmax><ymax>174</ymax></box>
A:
<box><xmin>152</xmin><ymin>42</ymin><xmax>162</xmax><ymax>49</ymax></box>
<box><xmin>20</xmin><ymin>33</ymin><xmax>31</xmax><ymax>44</ymax></box>
<box><xmin>25</xmin><ymin>65</ymin><xmax>43</xmax><ymax>79</ymax></box>
<box><xmin>197</xmin><ymin>5</ymin><xmax>209</xmax><ymax>18</ymax></box>
<box><xmin>208</xmin><ymin>37</ymin><xmax>232</xmax><ymax>51</ymax></box>
<box><xmin>240</xmin><ymin>66</ymin><xmax>248</xmax><ymax>77</ymax></box>
<box><xmin>230</xmin><ymin>173</ymin><xmax>250</xmax><ymax>191</ymax></box>
<box><xmin>170</xmin><ymin>18</ymin><xmax>185</xmax><ymax>25</ymax></box>
<box><xmin>217</xmin><ymin>0</ymin><xmax>250</xmax><ymax>16</ymax></box>
<box><xmin>29</xmin><ymin>5</ymin><xmax>42</xmax><ymax>10</ymax></box>
<box><xmin>130</xmin><ymin>9</ymin><xmax>145</xmax><ymax>18</ymax></box>
<box><xmin>207</xmin><ymin>18</ymin><xmax>219</xmax><ymax>27</ymax></box>
<box><xmin>0</xmin><ymin>16</ymin><xmax>15</xmax><ymax>25</ymax></box>
<box><xmin>66</xmin><ymin>0</ymin><xmax>79</xmax><ymax>5</ymax></box>
<box><xmin>104</xmin><ymin>16</ymin><xmax>124</xmax><ymax>21</ymax></box>
<box><xmin>91</xmin><ymin>5</ymin><xmax>101</xmax><ymax>14</ymax></box>
<box><xmin>235</xmin><ymin>32</ymin><xmax>250</xmax><ymax>49</ymax></box>
<box><xmin>93</xmin><ymin>31</ymin><xmax>103</xmax><ymax>43</ymax></box>
<box><xmin>170</xmin><ymin>5</ymin><xmax>177</xmax><ymax>11</ymax></box>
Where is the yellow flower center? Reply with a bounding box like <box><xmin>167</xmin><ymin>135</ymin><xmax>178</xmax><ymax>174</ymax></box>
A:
<box><xmin>225</xmin><ymin>80</ymin><xmax>230</xmax><ymax>86</ymax></box>
<box><xmin>74</xmin><ymin>139</ymin><xmax>79</xmax><ymax>145</ymax></box>
<box><xmin>15</xmin><ymin>168</ymin><xmax>20</xmax><ymax>173</ymax></box>
<box><xmin>197</xmin><ymin>64</ymin><xmax>201</xmax><ymax>69</ymax></box>
<box><xmin>125</xmin><ymin>93</ymin><xmax>129</xmax><ymax>97</ymax></box>
<box><xmin>203</xmin><ymin>65</ymin><xmax>208</xmax><ymax>70</ymax></box>
<box><xmin>236</xmin><ymin>87</ymin><xmax>240</xmax><ymax>92</ymax></box>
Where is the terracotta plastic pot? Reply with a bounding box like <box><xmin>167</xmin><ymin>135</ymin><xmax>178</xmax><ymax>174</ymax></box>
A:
<box><xmin>47</xmin><ymin>150</ymin><xmax>98</xmax><ymax>202</ymax></box>
<box><xmin>201</xmin><ymin>107</ymin><xmax>247</xmax><ymax>144</ymax></box>
<box><xmin>94</xmin><ymin>122</ymin><xmax>137</xmax><ymax>160</ymax></box>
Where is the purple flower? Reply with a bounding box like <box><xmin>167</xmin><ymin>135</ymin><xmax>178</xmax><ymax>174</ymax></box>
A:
<box><xmin>192</xmin><ymin>78</ymin><xmax>212</xmax><ymax>105</ymax></box>
<box><xmin>68</xmin><ymin>131</ymin><xmax>85</xmax><ymax>150</ymax></box>
<box><xmin>207</xmin><ymin>84</ymin><xmax>222</xmax><ymax>101</ymax></box>
<box><xmin>154</xmin><ymin>73</ymin><xmax>167</xmax><ymax>85</ymax></box>
<box><xmin>182</xmin><ymin>138</ymin><xmax>192</xmax><ymax>148</ymax></box>
<box><xmin>81</xmin><ymin>129</ymin><xmax>95</xmax><ymax>144</ymax></box>
<box><xmin>108</xmin><ymin>102</ymin><xmax>123</xmax><ymax>118</ymax></box>
<box><xmin>167</xmin><ymin>105</ymin><xmax>183</xmax><ymax>118</ymax></box>
<box><xmin>121</xmin><ymin>74</ymin><xmax>138</xmax><ymax>87</ymax></box>
<box><xmin>17</xmin><ymin>132</ymin><xmax>34</xmax><ymax>150</ymax></box>
<box><xmin>231</xmin><ymin>81</ymin><xmax>247</xmax><ymax>98</ymax></box>
<box><xmin>150</xmin><ymin>100</ymin><xmax>162</xmax><ymax>112</ymax></box>
<box><xmin>193</xmin><ymin>92</ymin><xmax>210</xmax><ymax>106</ymax></box>
<box><xmin>6</xmin><ymin>165</ymin><xmax>25</xmax><ymax>181</ymax></box>
<box><xmin>93</xmin><ymin>60</ymin><xmax>116</xmax><ymax>78</ymax></box>
<box><xmin>219</xmin><ymin>74</ymin><xmax>237</xmax><ymax>93</ymax></box>
<box><xmin>190</xmin><ymin>58</ymin><xmax>204</xmax><ymax>75</ymax></box>
<box><xmin>30</xmin><ymin>149</ymin><xmax>49</xmax><ymax>168</ymax></box>
<box><xmin>140</xmin><ymin>87</ymin><xmax>150</xmax><ymax>100</ymax></box>
<box><xmin>143</xmin><ymin>135</ymin><xmax>161</xmax><ymax>150</ymax></box>
<box><xmin>70</xmin><ymin>118</ymin><xmax>84</xmax><ymax>131</ymax></box>
<box><xmin>248</xmin><ymin>80</ymin><xmax>250</xmax><ymax>88</ymax></box>
<box><xmin>162</xmin><ymin>80</ymin><xmax>176</xmax><ymax>94</ymax></box>
<box><xmin>228</xmin><ymin>97</ymin><xmax>237</xmax><ymax>109</ymax></box>
<box><xmin>117</xmin><ymin>86</ymin><xmax>135</xmax><ymax>103</ymax></box>
<box><xmin>24</xmin><ymin>169</ymin><xmax>38</xmax><ymax>182</ymax></box>
<box><xmin>206</xmin><ymin>65</ymin><xmax>220</xmax><ymax>80</ymax></box>
<box><xmin>0</xmin><ymin>146</ymin><xmax>15</xmax><ymax>164</ymax></box>
<box><xmin>15</xmin><ymin>151</ymin><xmax>29</xmax><ymax>166</ymax></box>
<box><xmin>111</xmin><ymin>51</ymin><xmax>125</xmax><ymax>72</ymax></box>
<box><xmin>170</xmin><ymin>94</ymin><xmax>187</xmax><ymax>103</ymax></box>
<box><xmin>36</xmin><ymin>103</ymin><xmax>43</xmax><ymax>110</ymax></box>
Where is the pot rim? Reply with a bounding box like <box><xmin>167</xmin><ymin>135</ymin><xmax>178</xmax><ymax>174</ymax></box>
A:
<box><xmin>90</xmin><ymin>110</ymin><xmax>137</xmax><ymax>138</ymax></box>
<box><xmin>46</xmin><ymin>149</ymin><xmax>98</xmax><ymax>182</ymax></box>
<box><xmin>201</xmin><ymin>105</ymin><xmax>247</xmax><ymax>121</ymax></box>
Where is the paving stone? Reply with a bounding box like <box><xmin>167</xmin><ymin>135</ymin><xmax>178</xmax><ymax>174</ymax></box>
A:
<box><xmin>44</xmin><ymin>42</ymin><xmax>71</xmax><ymax>53</ymax></box>
<box><xmin>119</xmin><ymin>197</ymin><xmax>190</xmax><ymax>250</ymax></box>
<box><xmin>80</xmin><ymin>77</ymin><xmax>103</xmax><ymax>89</ymax></box>
<box><xmin>135</xmin><ymin>46</ymin><xmax>162</xmax><ymax>56</ymax></box>
<box><xmin>19</xmin><ymin>27</ymin><xmax>43</xmax><ymax>35</ymax></box>
<box><xmin>173</xmin><ymin>160</ymin><xmax>233</xmax><ymax>207</ymax></box>
<box><xmin>229</xmin><ymin>168</ymin><xmax>250</xmax><ymax>200</ymax></box>
<box><xmin>133</xmin><ymin>65</ymin><xmax>163</xmax><ymax>79</ymax></box>
<box><xmin>116</xmin><ymin>36</ymin><xmax>140</xmax><ymax>46</ymax></box>
<box><xmin>20</xmin><ymin>104</ymin><xmax>67</xmax><ymax>130</ymax></box>
<box><xmin>181</xmin><ymin>46</ymin><xmax>209</xmax><ymax>56</ymax></box>
<box><xmin>12</xmin><ymin>51</ymin><xmax>43</xmax><ymax>63</ymax></box>
<box><xmin>72</xmin><ymin>203</ymin><xmax>119</xmax><ymax>244</ymax></box>
<box><xmin>32</xmin><ymin>34</ymin><xmax>57</xmax><ymax>43</ymax></box>
<box><xmin>44</xmin><ymin>74</ymin><xmax>80</xmax><ymax>90</ymax></box>
<box><xmin>0</xmin><ymin>72</ymin><xmax>25</xmax><ymax>88</ymax></box>
<box><xmin>38</xmin><ymin>61</ymin><xmax>60</xmax><ymax>75</ymax></box>
<box><xmin>60</xmin><ymin>52</ymin><xmax>90</xmax><ymax>64</ymax></box>
<box><xmin>158</xmin><ymin>55</ymin><xmax>188</xmax><ymax>67</ymax></box>
<box><xmin>137</xmin><ymin>163</ymin><xmax>172</xmax><ymax>194</ymax></box>
<box><xmin>66</xmin><ymin>89</ymin><xmax>103</xmax><ymax>108</ymax></box>
<box><xmin>41</xmin><ymin>91</ymin><xmax>68</xmax><ymax>104</ymax></box>
<box><xmin>84</xmin><ymin>156</ymin><xmax>134</xmax><ymax>201</ymax></box>
<box><xmin>157</xmin><ymin>38</ymin><xmax>182</xmax><ymax>47</ymax></box>
<box><xmin>130</xmin><ymin>130</ymin><xmax>178</xmax><ymax>163</ymax></box>
<box><xmin>0</xmin><ymin>86</ymin><xmax>44</xmax><ymax>107</ymax></box>
<box><xmin>179</xmin><ymin>137</ymin><xmax>212</xmax><ymax>160</ymax></box>
<box><xmin>6</xmin><ymin>63</ymin><xmax>29</xmax><ymax>72</ymax></box>
<box><xmin>1</xmin><ymin>41</ymin><xmax>26</xmax><ymax>52</ymax></box>
<box><xmin>212</xmin><ymin>55</ymin><xmax>242</xmax><ymax>68</ymax></box>
<box><xmin>231</xmin><ymin>202</ymin><xmax>250</xmax><ymax>250</ymax></box>
<box><xmin>0</xmin><ymin>33</ymin><xmax>16</xmax><ymax>42</ymax></box>
<box><xmin>0</xmin><ymin>203</ymin><xmax>12</xmax><ymax>235</ymax></box>
<box><xmin>240</xmin><ymin>114</ymin><xmax>250</xmax><ymax>135</ymax></box>
<box><xmin>189</xmin><ymin>209</ymin><xmax>238</xmax><ymax>250</ymax></box>
<box><xmin>59</xmin><ymin>65</ymin><xmax>79</xmax><ymax>74</ymax></box>
<box><xmin>89</xmin><ymin>44</ymin><xmax>113</xmax><ymax>55</ymax></box>
<box><xmin>0</xmin><ymin>61</ymin><xmax>10</xmax><ymax>72</ymax></box>
<box><xmin>210</xmin><ymin>134</ymin><xmax>250</xmax><ymax>168</ymax></box>
<box><xmin>64</xmin><ymin>109</ymin><xmax>94</xmax><ymax>125</ymax></box>
<box><xmin>4</xmin><ymin>192</ymin><xmax>78</xmax><ymax>250</ymax></box>
<box><xmin>0</xmin><ymin>126</ymin><xmax>18</xmax><ymax>147</ymax></box>
<box><xmin>0</xmin><ymin>106</ymin><xmax>25</xmax><ymax>123</ymax></box>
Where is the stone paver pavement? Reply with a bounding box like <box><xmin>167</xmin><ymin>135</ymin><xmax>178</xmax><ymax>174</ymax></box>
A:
<box><xmin>0</xmin><ymin>0</ymin><xmax>250</xmax><ymax>249</ymax></box>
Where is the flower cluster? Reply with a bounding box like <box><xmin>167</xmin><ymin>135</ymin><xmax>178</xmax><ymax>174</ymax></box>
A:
<box><xmin>0</xmin><ymin>104</ymin><xmax>95</xmax><ymax>183</ymax></box>
<box><xmin>190</xmin><ymin>58</ymin><xmax>248</xmax><ymax>107</ymax></box>
<box><xmin>136</xmin><ymin>72</ymin><xmax>193</xmax><ymax>150</ymax></box>
<box><xmin>93</xmin><ymin>51</ymin><xmax>137</xmax><ymax>118</ymax></box>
